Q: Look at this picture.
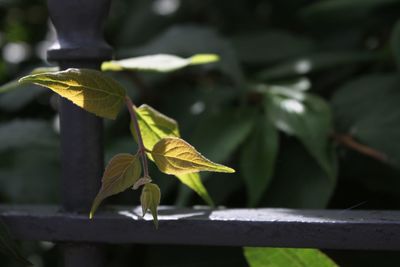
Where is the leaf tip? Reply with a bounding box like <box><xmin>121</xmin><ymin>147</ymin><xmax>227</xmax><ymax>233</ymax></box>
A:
<box><xmin>225</xmin><ymin>166</ymin><xmax>236</xmax><ymax>173</ymax></box>
<box><xmin>189</xmin><ymin>54</ymin><xmax>220</xmax><ymax>65</ymax></box>
<box><xmin>153</xmin><ymin>219</ymin><xmax>159</xmax><ymax>230</ymax></box>
<box><xmin>18</xmin><ymin>76</ymin><xmax>31</xmax><ymax>84</ymax></box>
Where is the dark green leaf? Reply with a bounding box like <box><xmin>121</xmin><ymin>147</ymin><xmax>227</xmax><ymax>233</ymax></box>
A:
<box><xmin>176</xmin><ymin>109</ymin><xmax>255</xmax><ymax>204</ymax></box>
<box><xmin>264</xmin><ymin>86</ymin><xmax>335</xmax><ymax>178</ymax></box>
<box><xmin>332</xmin><ymin>74</ymin><xmax>400</xmax><ymax>168</ymax></box>
<box><xmin>390</xmin><ymin>19</ymin><xmax>400</xmax><ymax>70</ymax></box>
<box><xmin>231</xmin><ymin>31</ymin><xmax>314</xmax><ymax>64</ymax></box>
<box><xmin>300</xmin><ymin>0</ymin><xmax>399</xmax><ymax>18</ymax></box>
<box><xmin>240</xmin><ymin>115</ymin><xmax>279</xmax><ymax>206</ymax></box>
<box><xmin>0</xmin><ymin>120</ymin><xmax>58</xmax><ymax>152</ymax></box>
<box><xmin>244</xmin><ymin>247</ymin><xmax>338</xmax><ymax>267</ymax></box>
<box><xmin>256</xmin><ymin>52</ymin><xmax>376</xmax><ymax>82</ymax></box>
<box><xmin>0</xmin><ymin>85</ymin><xmax>45</xmax><ymax>112</ymax></box>
<box><xmin>190</xmin><ymin>109</ymin><xmax>255</xmax><ymax>163</ymax></box>
<box><xmin>261</xmin><ymin>141</ymin><xmax>336</xmax><ymax>208</ymax></box>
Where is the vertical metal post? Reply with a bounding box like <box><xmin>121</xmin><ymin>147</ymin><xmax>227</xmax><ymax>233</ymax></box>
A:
<box><xmin>46</xmin><ymin>0</ymin><xmax>112</xmax><ymax>266</ymax></box>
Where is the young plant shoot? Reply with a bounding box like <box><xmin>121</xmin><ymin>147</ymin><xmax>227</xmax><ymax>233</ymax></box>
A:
<box><xmin>19</xmin><ymin>57</ymin><xmax>233</xmax><ymax>228</ymax></box>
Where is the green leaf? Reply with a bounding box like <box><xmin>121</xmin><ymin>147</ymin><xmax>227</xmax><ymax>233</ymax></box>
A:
<box><xmin>118</xmin><ymin>25</ymin><xmax>244</xmax><ymax>84</ymax></box>
<box><xmin>256</xmin><ymin>52</ymin><xmax>376</xmax><ymax>82</ymax></box>
<box><xmin>90</xmin><ymin>153</ymin><xmax>141</xmax><ymax>218</ymax></box>
<box><xmin>0</xmin><ymin>80</ymin><xmax>20</xmax><ymax>94</ymax></box>
<box><xmin>240</xmin><ymin>115</ymin><xmax>279</xmax><ymax>206</ymax></box>
<box><xmin>175</xmin><ymin>173</ymin><xmax>214</xmax><ymax>206</ymax></box>
<box><xmin>0</xmin><ymin>120</ymin><xmax>58</xmax><ymax>152</ymax></box>
<box><xmin>101</xmin><ymin>54</ymin><xmax>219</xmax><ymax>73</ymax></box>
<box><xmin>261</xmin><ymin>141</ymin><xmax>336</xmax><ymax>209</ymax></box>
<box><xmin>264</xmin><ymin>86</ymin><xmax>335</xmax><ymax>178</ymax></box>
<box><xmin>140</xmin><ymin>183</ymin><xmax>161</xmax><ymax>228</ymax></box>
<box><xmin>332</xmin><ymin>74</ymin><xmax>400</xmax><ymax>168</ymax></box>
<box><xmin>19</xmin><ymin>68</ymin><xmax>126</xmax><ymax>120</ymax></box>
<box><xmin>391</xmin><ymin>19</ymin><xmax>400</xmax><ymax>70</ymax></box>
<box><xmin>231</xmin><ymin>31</ymin><xmax>314</xmax><ymax>64</ymax></box>
<box><xmin>0</xmin><ymin>219</ymin><xmax>32</xmax><ymax>266</ymax></box>
<box><xmin>0</xmin><ymin>83</ymin><xmax>45</xmax><ymax>112</ymax></box>
<box><xmin>129</xmin><ymin>104</ymin><xmax>214</xmax><ymax>205</ymax></box>
<box><xmin>189</xmin><ymin>54</ymin><xmax>219</xmax><ymax>65</ymax></box>
<box><xmin>131</xmin><ymin>104</ymin><xmax>180</xmax><ymax>150</ymax></box>
<box><xmin>244</xmin><ymin>247</ymin><xmax>338</xmax><ymax>267</ymax></box>
<box><xmin>0</xmin><ymin>66</ymin><xmax>58</xmax><ymax>94</ymax></box>
<box><xmin>300</xmin><ymin>0</ymin><xmax>399</xmax><ymax>18</ymax></box>
<box><xmin>151</xmin><ymin>137</ymin><xmax>235</xmax><ymax>175</ymax></box>
<box><xmin>175</xmin><ymin>108</ymin><xmax>255</xmax><ymax>205</ymax></box>
<box><xmin>190</xmin><ymin>109</ymin><xmax>256</xmax><ymax>163</ymax></box>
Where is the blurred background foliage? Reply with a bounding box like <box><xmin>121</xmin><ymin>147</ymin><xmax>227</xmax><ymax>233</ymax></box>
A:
<box><xmin>0</xmin><ymin>0</ymin><xmax>400</xmax><ymax>266</ymax></box>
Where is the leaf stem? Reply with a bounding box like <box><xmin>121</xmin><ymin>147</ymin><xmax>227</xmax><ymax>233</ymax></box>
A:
<box><xmin>125</xmin><ymin>95</ymin><xmax>150</xmax><ymax>178</ymax></box>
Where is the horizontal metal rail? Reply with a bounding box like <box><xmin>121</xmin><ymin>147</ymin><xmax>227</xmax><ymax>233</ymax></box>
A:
<box><xmin>1</xmin><ymin>205</ymin><xmax>399</xmax><ymax>250</ymax></box>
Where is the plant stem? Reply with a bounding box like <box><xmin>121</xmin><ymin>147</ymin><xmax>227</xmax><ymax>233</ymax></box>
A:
<box><xmin>333</xmin><ymin>133</ymin><xmax>388</xmax><ymax>163</ymax></box>
<box><xmin>125</xmin><ymin>95</ymin><xmax>150</xmax><ymax>178</ymax></box>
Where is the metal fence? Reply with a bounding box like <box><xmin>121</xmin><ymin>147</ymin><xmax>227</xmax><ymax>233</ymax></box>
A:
<box><xmin>1</xmin><ymin>1</ymin><xmax>399</xmax><ymax>266</ymax></box>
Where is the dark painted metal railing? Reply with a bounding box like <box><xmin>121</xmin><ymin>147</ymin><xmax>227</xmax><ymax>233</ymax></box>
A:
<box><xmin>0</xmin><ymin>1</ymin><xmax>399</xmax><ymax>266</ymax></box>
<box><xmin>46</xmin><ymin>0</ymin><xmax>112</xmax><ymax>266</ymax></box>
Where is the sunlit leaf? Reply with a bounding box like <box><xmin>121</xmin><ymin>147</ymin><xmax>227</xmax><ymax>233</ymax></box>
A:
<box><xmin>244</xmin><ymin>247</ymin><xmax>338</xmax><ymax>267</ymax></box>
<box><xmin>141</xmin><ymin>183</ymin><xmax>161</xmax><ymax>228</ymax></box>
<box><xmin>264</xmin><ymin>86</ymin><xmax>335</xmax><ymax>178</ymax></box>
<box><xmin>151</xmin><ymin>137</ymin><xmax>235</xmax><ymax>175</ymax></box>
<box><xmin>130</xmin><ymin>105</ymin><xmax>213</xmax><ymax>204</ymax></box>
<box><xmin>90</xmin><ymin>153</ymin><xmax>141</xmax><ymax>218</ymax></box>
<box><xmin>102</xmin><ymin>54</ymin><xmax>219</xmax><ymax>73</ymax></box>
<box><xmin>19</xmin><ymin>68</ymin><xmax>126</xmax><ymax>119</ymax></box>
<box><xmin>131</xmin><ymin>104</ymin><xmax>180</xmax><ymax>150</ymax></box>
<box><xmin>0</xmin><ymin>219</ymin><xmax>32</xmax><ymax>266</ymax></box>
<box><xmin>240</xmin><ymin>115</ymin><xmax>279</xmax><ymax>206</ymax></box>
<box><xmin>189</xmin><ymin>54</ymin><xmax>219</xmax><ymax>65</ymax></box>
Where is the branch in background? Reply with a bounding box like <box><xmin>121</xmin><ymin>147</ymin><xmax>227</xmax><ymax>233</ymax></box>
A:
<box><xmin>333</xmin><ymin>133</ymin><xmax>388</xmax><ymax>163</ymax></box>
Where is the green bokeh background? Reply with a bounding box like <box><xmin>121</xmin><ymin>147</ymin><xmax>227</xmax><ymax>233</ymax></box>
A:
<box><xmin>1</xmin><ymin>0</ymin><xmax>400</xmax><ymax>266</ymax></box>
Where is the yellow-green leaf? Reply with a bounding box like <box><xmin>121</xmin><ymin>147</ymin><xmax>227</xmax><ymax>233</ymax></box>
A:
<box><xmin>129</xmin><ymin>105</ymin><xmax>214</xmax><ymax>205</ymax></box>
<box><xmin>19</xmin><ymin>68</ymin><xmax>126</xmax><ymax>119</ymax></box>
<box><xmin>102</xmin><ymin>54</ymin><xmax>219</xmax><ymax>73</ymax></box>
<box><xmin>140</xmin><ymin>183</ymin><xmax>161</xmax><ymax>228</ymax></box>
<box><xmin>131</xmin><ymin>104</ymin><xmax>180</xmax><ymax>150</ymax></box>
<box><xmin>151</xmin><ymin>137</ymin><xmax>235</xmax><ymax>175</ymax></box>
<box><xmin>90</xmin><ymin>153</ymin><xmax>141</xmax><ymax>218</ymax></box>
